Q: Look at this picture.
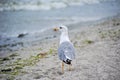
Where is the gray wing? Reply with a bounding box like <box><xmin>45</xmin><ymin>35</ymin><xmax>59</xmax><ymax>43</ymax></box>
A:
<box><xmin>58</xmin><ymin>41</ymin><xmax>75</xmax><ymax>61</ymax></box>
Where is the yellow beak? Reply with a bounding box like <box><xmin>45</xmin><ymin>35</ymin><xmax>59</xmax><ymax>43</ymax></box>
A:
<box><xmin>53</xmin><ymin>27</ymin><xmax>59</xmax><ymax>31</ymax></box>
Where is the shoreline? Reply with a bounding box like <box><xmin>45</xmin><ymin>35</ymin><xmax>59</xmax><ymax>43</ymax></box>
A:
<box><xmin>0</xmin><ymin>15</ymin><xmax>120</xmax><ymax>80</ymax></box>
<box><xmin>0</xmin><ymin>14</ymin><xmax>119</xmax><ymax>53</ymax></box>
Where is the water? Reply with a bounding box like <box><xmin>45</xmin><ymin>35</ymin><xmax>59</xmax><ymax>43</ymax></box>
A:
<box><xmin>0</xmin><ymin>0</ymin><xmax>120</xmax><ymax>51</ymax></box>
<box><xmin>0</xmin><ymin>0</ymin><xmax>117</xmax><ymax>11</ymax></box>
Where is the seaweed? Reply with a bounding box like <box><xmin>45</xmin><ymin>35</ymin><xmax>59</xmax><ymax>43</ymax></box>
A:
<box><xmin>83</xmin><ymin>39</ymin><xmax>94</xmax><ymax>44</ymax></box>
<box><xmin>9</xmin><ymin>53</ymin><xmax>19</xmax><ymax>58</ymax></box>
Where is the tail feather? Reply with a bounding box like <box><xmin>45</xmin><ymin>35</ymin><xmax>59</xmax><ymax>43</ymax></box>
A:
<box><xmin>63</xmin><ymin>59</ymin><xmax>71</xmax><ymax>65</ymax></box>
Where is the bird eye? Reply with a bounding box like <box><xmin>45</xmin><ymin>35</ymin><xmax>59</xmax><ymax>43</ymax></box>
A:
<box><xmin>60</xmin><ymin>27</ymin><xmax>62</xmax><ymax>29</ymax></box>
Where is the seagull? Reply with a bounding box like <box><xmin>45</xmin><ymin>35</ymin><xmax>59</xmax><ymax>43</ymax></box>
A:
<box><xmin>53</xmin><ymin>25</ymin><xmax>75</xmax><ymax>73</ymax></box>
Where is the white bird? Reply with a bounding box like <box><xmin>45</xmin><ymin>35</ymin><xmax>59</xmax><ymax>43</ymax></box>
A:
<box><xmin>53</xmin><ymin>25</ymin><xmax>75</xmax><ymax>73</ymax></box>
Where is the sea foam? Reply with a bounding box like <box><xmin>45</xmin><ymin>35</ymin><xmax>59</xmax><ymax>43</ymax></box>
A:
<box><xmin>0</xmin><ymin>0</ymin><xmax>117</xmax><ymax>11</ymax></box>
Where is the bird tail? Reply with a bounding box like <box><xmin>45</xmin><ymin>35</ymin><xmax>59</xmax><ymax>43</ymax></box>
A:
<box><xmin>63</xmin><ymin>59</ymin><xmax>72</xmax><ymax>65</ymax></box>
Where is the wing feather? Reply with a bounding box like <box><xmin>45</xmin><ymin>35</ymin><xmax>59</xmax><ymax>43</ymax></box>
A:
<box><xmin>58</xmin><ymin>41</ymin><xmax>75</xmax><ymax>61</ymax></box>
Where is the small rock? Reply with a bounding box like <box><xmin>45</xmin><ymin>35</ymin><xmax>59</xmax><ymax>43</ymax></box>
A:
<box><xmin>17</xmin><ymin>33</ymin><xmax>28</xmax><ymax>38</ymax></box>
<box><xmin>53</xmin><ymin>35</ymin><xmax>56</xmax><ymax>38</ymax></box>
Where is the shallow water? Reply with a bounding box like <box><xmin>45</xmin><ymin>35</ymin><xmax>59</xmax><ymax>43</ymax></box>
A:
<box><xmin>0</xmin><ymin>1</ymin><xmax>120</xmax><ymax>36</ymax></box>
<box><xmin>0</xmin><ymin>0</ymin><xmax>120</xmax><ymax>51</ymax></box>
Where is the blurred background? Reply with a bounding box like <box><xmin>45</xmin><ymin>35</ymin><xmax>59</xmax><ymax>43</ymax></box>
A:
<box><xmin>0</xmin><ymin>0</ymin><xmax>120</xmax><ymax>51</ymax></box>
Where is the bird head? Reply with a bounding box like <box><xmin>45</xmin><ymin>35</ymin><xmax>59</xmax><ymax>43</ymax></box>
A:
<box><xmin>53</xmin><ymin>25</ymin><xmax>68</xmax><ymax>33</ymax></box>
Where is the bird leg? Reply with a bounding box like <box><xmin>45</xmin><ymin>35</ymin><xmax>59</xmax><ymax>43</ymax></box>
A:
<box><xmin>62</xmin><ymin>62</ymin><xmax>64</xmax><ymax>73</ymax></box>
<box><xmin>69</xmin><ymin>64</ymin><xmax>72</xmax><ymax>71</ymax></box>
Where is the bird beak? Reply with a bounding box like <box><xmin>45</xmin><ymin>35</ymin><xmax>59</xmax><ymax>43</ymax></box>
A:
<box><xmin>53</xmin><ymin>27</ymin><xmax>59</xmax><ymax>31</ymax></box>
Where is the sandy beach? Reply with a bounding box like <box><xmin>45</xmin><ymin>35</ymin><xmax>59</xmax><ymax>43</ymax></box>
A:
<box><xmin>0</xmin><ymin>15</ymin><xmax>120</xmax><ymax>80</ymax></box>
